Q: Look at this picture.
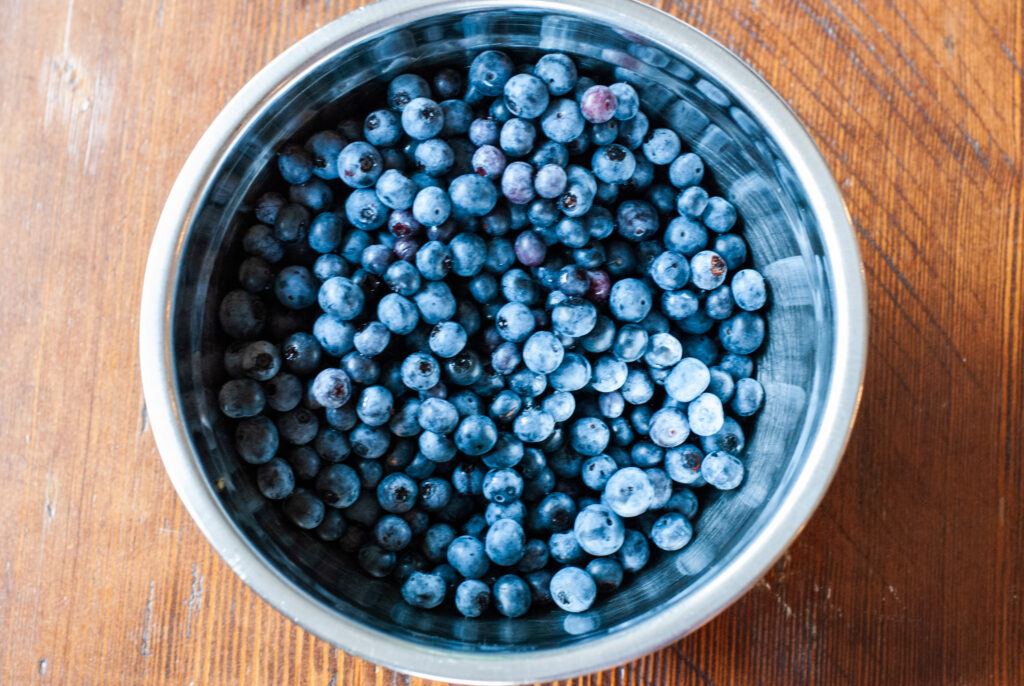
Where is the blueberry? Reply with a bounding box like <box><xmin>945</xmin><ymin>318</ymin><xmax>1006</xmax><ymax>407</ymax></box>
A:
<box><xmin>493</xmin><ymin>574</ymin><xmax>532</xmax><ymax>617</ymax></box>
<box><xmin>642</xmin><ymin>128</ymin><xmax>681</xmax><ymax>165</ymax></box>
<box><xmin>314</xmin><ymin>276</ymin><xmax>363</xmax><ymax>322</ymax></box>
<box><xmin>375</xmin><ymin>293</ymin><xmax>418</xmax><ymax>335</ymax></box>
<box><xmin>707</xmin><ymin>366</ymin><xmax>736</xmax><ymax>402</ymax></box>
<box><xmin>648</xmin><ymin>408</ymin><xmax>690</xmax><ymax>448</ymax></box>
<box><xmin>535</xmin><ymin>492</ymin><xmax>577</xmax><ymax>532</ymax></box>
<box><xmin>540</xmin><ymin>98</ymin><xmax>585</xmax><ymax>143</ymax></box>
<box><xmin>587</xmin><ymin>558</ymin><xmax>624</xmax><ymax>594</ymax></box>
<box><xmin>348</xmin><ymin>422</ymin><xmax>389</xmax><ymax>459</ymax></box>
<box><xmin>417</xmin><ymin>431</ymin><xmax>455</xmax><ymax>463</ymax></box>
<box><xmin>415</xmin><ymin>138</ymin><xmax>455</xmax><ymax>176</ymax></box>
<box><xmin>452</xmin><ymin>414</ymin><xmax>497</xmax><ymax>456</ymax></box>
<box><xmin>630</xmin><ymin>442</ymin><xmax>664</xmax><ymax>468</ymax></box>
<box><xmin>372</xmin><ymin>514</ymin><xmax>412</xmax><ymax>552</ymax></box>
<box><xmin>338</xmin><ymin>141</ymin><xmax>383</xmax><ymax>189</ymax></box>
<box><xmin>534</xmin><ymin>163</ymin><xmax>568</xmax><ymax>199</ymax></box>
<box><xmin>281</xmin><ymin>492</ymin><xmax>324</xmax><ymax>532</ymax></box>
<box><xmin>668</xmin><ymin>152</ymin><xmax>704</xmax><ymax>188</ymax></box>
<box><xmin>487</xmin><ymin>499</ymin><xmax>527</xmax><ymax>526</ymax></box>
<box><xmin>455</xmin><ymin>579</ymin><xmax>491</xmax><ymax>618</ymax></box>
<box><xmin>701</xmin><ymin>450</ymin><xmax>744</xmax><ymax>490</ymax></box>
<box><xmin>469</xmin><ymin>117</ymin><xmax>500</xmax><ymax>146</ymax></box>
<box><xmin>387</xmin><ymin>73</ymin><xmax>431</xmax><ymax>110</ymax></box>
<box><xmin>446</xmin><ymin>535</ymin><xmax>489</xmax><ymax>579</ymax></box>
<box><xmin>345</xmin><ymin>188</ymin><xmax>387</xmax><ymax>231</ymax></box>
<box><xmin>218</xmin><ymin>379</ymin><xmax>265</xmax><ymax>418</ymax></box>
<box><xmin>480</xmin><ymin>467</ymin><xmax>523</xmax><ymax>504</ymax></box>
<box><xmin>439</xmin><ymin>99</ymin><xmax>473</xmax><ymax>137</ymax></box>
<box><xmin>665</xmin><ymin>217</ymin><xmax>708</xmax><ymax>256</ymax></box>
<box><xmin>364</xmin><ymin>109</ymin><xmax>403</xmax><ymax>147</ymax></box>
<box><xmin>665</xmin><ymin>486</ymin><xmax>700</xmax><ymax>517</ymax></box>
<box><xmin>590</xmin><ymin>120</ymin><xmax>619</xmax><ymax>147</ymax></box>
<box><xmin>534</xmin><ymin>53</ymin><xmax>577</xmax><ymax>95</ymax></box>
<box><xmin>650</xmin><ymin>512</ymin><xmax>693</xmax><ymax>551</ymax></box>
<box><xmin>703</xmin><ymin>197</ymin><xmax>737</xmax><ymax>232</ymax></box>
<box><xmin>550</xmin><ymin>297</ymin><xmax>597</xmax><ymax>337</ymax></box>
<box><xmin>542</xmin><ymin>391</ymin><xmax>576</xmax><ymax>423</ymax></box>
<box><xmin>375</xmin><ymin>170</ymin><xmax>418</xmax><ymax>211</ymax></box>
<box><xmin>514</xmin><ymin>231</ymin><xmax>547</xmax><ymax>269</ymax></box>
<box><xmin>401</xmin><ymin>97</ymin><xmax>445</xmax><ymax>140</ymax></box>
<box><xmin>606</xmin><ymin>278</ymin><xmax>652</xmax><ymax>323</ymax></box>
<box><xmin>548</xmin><ymin>531</ymin><xmax>586</xmax><ymax>565</ymax></box>
<box><xmin>702</xmin><ymin>416</ymin><xmax>745</xmax><ymax>455</ymax></box>
<box><xmin>685</xmin><ymin>392</ymin><xmax>724</xmax><ymax>437</ymax></box>
<box><xmin>422</xmin><ymin>523</ymin><xmax>457</xmax><ymax>563</ymax></box>
<box><xmin>550</xmin><ymin>566</ymin><xmax>597</xmax><ymax>613</ymax></box>
<box><xmin>615</xmin><ymin>200</ymin><xmax>658</xmax><ymax>242</ymax></box>
<box><xmin>714</xmin><ymin>233</ymin><xmax>748</xmax><ymax>272</ymax></box>
<box><xmin>235</xmin><ymin>416</ymin><xmax>279</xmax><ymax>465</ymax></box>
<box><xmin>358</xmin><ymin>544</ymin><xmax>396</xmax><ymax>577</ymax></box>
<box><xmin>579</xmin><ymin>85</ymin><xmax>617</xmax><ymax>123</ymax></box>
<box><xmin>642</xmin><ymin>332</ymin><xmax>680</xmax><ymax>370</ymax></box>
<box><xmin>485</xmin><ymin>518</ymin><xmax>526</xmax><ymax>566</ymax></box>
<box><xmin>433</xmin><ymin>68</ymin><xmax>463</xmax><ymax>99</ymax></box>
<box><xmin>731</xmin><ymin>269</ymin><xmax>767</xmax><ymax>311</ymax></box>
<box><xmin>470</xmin><ymin>145</ymin><xmax>506</xmax><ymax>181</ymax></box>
<box><xmin>617</xmin><ymin>110</ymin><xmax>649</xmax><ymax>149</ymax></box>
<box><xmin>446</xmin><ymin>350</ymin><xmax>485</xmax><ymax>387</ymax></box>
<box><xmin>501</xmin><ymin>161</ymin><xmax>536</xmax><ymax>205</ymax></box>
<box><xmin>510</xmin><ymin>407</ymin><xmax>554</xmax><ymax>443</ymax></box>
<box><xmin>570</xmin><ymin>417</ymin><xmax>610</xmax><ymax>456</ymax></box>
<box><xmin>341</xmin><ymin>351</ymin><xmax>380</xmax><ymax>385</ymax></box>
<box><xmin>519</xmin><ymin>331</ymin><xmax>563</xmax><ymax>375</ymax></box>
<box><xmin>469</xmin><ymin>50</ymin><xmax>514</xmax><ymax>96</ymax></box>
<box><xmin>732</xmin><ymin>377</ymin><xmax>764</xmax><ymax>417</ymax></box>
<box><xmin>590</xmin><ymin>355</ymin><xmax>628</xmax><ymax>393</ymax></box>
<box><xmin>307</xmin><ymin>212</ymin><xmax>343</xmax><ymax>254</ymax></box>
<box><xmin>573</xmin><ymin>504</ymin><xmax>625</xmax><ymax>555</ymax></box>
<box><xmin>489</xmin><ymin>390</ymin><xmax>522</xmax><ymax>424</ymax></box>
<box><xmin>289</xmin><ymin>178</ymin><xmax>333</xmax><ymax>209</ymax></box>
<box><xmin>377</xmin><ymin>473</ymin><xmax>418</xmax><ymax>514</ymax></box>
<box><xmin>285</xmin><ymin>444</ymin><xmax>321</xmax><ymax>481</ymax></box>
<box><xmin>677</xmin><ymin>186</ymin><xmax>710</xmax><ymax>219</ymax></box>
<box><xmin>314</xmin><ymin>427</ymin><xmax>350</xmax><ymax>463</ymax></box>
<box><xmin>401</xmin><ymin>571</ymin><xmax>446</xmax><ymax>608</ymax></box>
<box><xmin>608</xmin><ymin>82</ymin><xmax>638</xmax><ymax>120</ymax></box>
<box><xmin>316</xmin><ymin>508</ymin><xmax>347</xmax><ymax>542</ymax></box>
<box><xmin>409</xmin><ymin>186</ymin><xmax>451</xmax><ymax>228</ymax></box>
<box><xmin>449</xmin><ymin>174</ymin><xmax>498</xmax><ymax>216</ymax></box>
<box><xmin>603</xmin><ymin>467</ymin><xmax>654</xmax><ymax>517</ymax></box>
<box><xmin>242</xmin><ymin>223</ymin><xmax>284</xmax><ymax>263</ymax></box>
<box><xmin>277</xmin><ymin>144</ymin><xmax>313</xmax><ymax>184</ymax></box>
<box><xmin>508</xmin><ymin>368</ymin><xmax>547</xmax><ymax>398</ymax></box>
<box><xmin>262</xmin><ymin>372</ymin><xmax>299</xmax><ymax>411</ymax></box>
<box><xmin>492</xmin><ymin>302</ymin><xmax>532</xmax><ymax>343</ymax></box>
<box><xmin>617</xmin><ymin>529</ymin><xmax>650</xmax><ymax>572</ymax></box>
<box><xmin>580</xmin><ymin>455</ymin><xmax>617</xmax><ymax>491</ymax></box>
<box><xmin>257</xmin><ymin>458</ymin><xmax>295</xmax><ymax>500</ymax></box>
<box><xmin>719</xmin><ymin>311</ymin><xmax>765</xmax><ymax>355</ymax></box>
<box><xmin>355</xmin><ymin>385</ymin><xmax>393</xmax><ymax>427</ymax></box>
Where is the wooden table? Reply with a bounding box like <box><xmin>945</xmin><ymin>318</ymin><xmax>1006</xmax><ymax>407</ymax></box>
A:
<box><xmin>2</xmin><ymin>0</ymin><xmax>1021</xmax><ymax>683</ymax></box>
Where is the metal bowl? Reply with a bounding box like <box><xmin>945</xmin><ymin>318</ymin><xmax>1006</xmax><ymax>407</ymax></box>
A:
<box><xmin>139</xmin><ymin>0</ymin><xmax>867</xmax><ymax>682</ymax></box>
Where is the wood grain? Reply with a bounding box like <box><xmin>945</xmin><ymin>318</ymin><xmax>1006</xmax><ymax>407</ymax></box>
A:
<box><xmin>0</xmin><ymin>0</ymin><xmax>1021</xmax><ymax>683</ymax></box>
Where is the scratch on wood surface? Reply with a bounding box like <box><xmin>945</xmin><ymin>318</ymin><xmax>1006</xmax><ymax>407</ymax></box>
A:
<box><xmin>141</xmin><ymin>581</ymin><xmax>155</xmax><ymax>656</ymax></box>
<box><xmin>184</xmin><ymin>564</ymin><xmax>204</xmax><ymax>638</ymax></box>
<box><xmin>140</xmin><ymin>404</ymin><xmax>148</xmax><ymax>433</ymax></box>
<box><xmin>671</xmin><ymin>645</ymin><xmax>717</xmax><ymax>685</ymax></box>
<box><xmin>43</xmin><ymin>474</ymin><xmax>56</xmax><ymax>527</ymax></box>
<box><xmin>38</xmin><ymin>658</ymin><xmax>47</xmax><ymax>676</ymax></box>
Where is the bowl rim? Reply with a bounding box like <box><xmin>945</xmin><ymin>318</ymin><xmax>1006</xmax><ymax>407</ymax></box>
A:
<box><xmin>139</xmin><ymin>0</ymin><xmax>868</xmax><ymax>681</ymax></box>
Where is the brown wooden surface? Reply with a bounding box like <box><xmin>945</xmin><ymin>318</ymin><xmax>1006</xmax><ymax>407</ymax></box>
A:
<box><xmin>1</xmin><ymin>0</ymin><xmax>1021</xmax><ymax>683</ymax></box>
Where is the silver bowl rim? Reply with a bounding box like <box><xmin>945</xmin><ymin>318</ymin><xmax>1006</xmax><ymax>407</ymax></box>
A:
<box><xmin>139</xmin><ymin>0</ymin><xmax>868</xmax><ymax>682</ymax></box>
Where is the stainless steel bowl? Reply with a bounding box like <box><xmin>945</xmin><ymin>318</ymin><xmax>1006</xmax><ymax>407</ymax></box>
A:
<box><xmin>139</xmin><ymin>0</ymin><xmax>867</xmax><ymax>682</ymax></box>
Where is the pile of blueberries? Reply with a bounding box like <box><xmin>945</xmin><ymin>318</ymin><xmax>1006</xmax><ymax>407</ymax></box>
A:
<box><xmin>216</xmin><ymin>50</ymin><xmax>768</xmax><ymax>619</ymax></box>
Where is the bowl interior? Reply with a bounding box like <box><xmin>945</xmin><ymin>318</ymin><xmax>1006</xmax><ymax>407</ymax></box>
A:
<box><xmin>172</xmin><ymin>7</ymin><xmax>832</xmax><ymax>651</ymax></box>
